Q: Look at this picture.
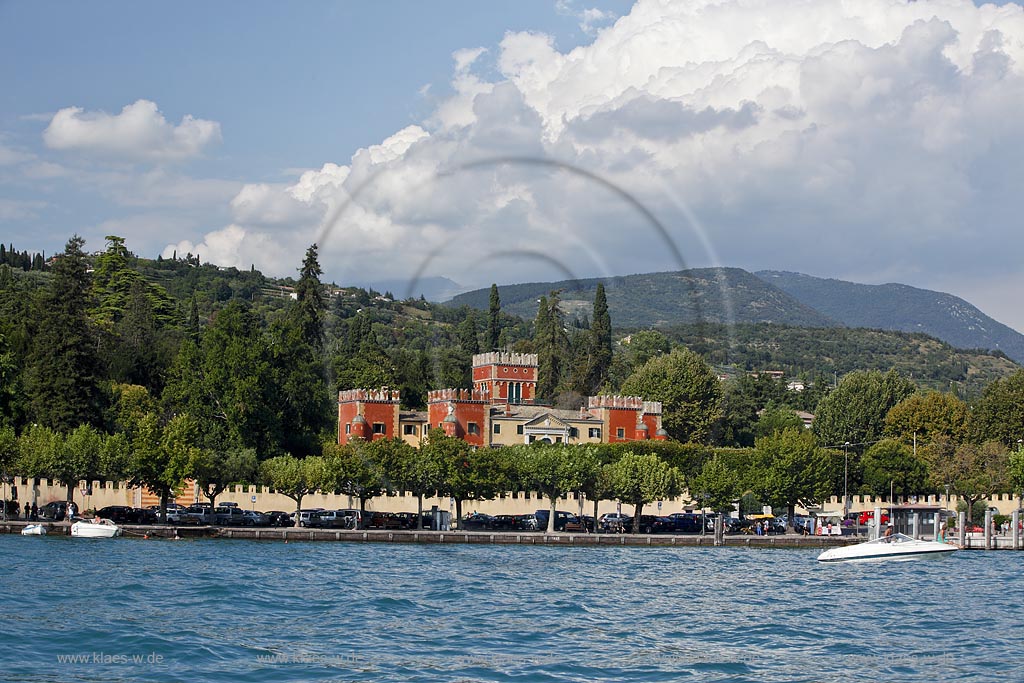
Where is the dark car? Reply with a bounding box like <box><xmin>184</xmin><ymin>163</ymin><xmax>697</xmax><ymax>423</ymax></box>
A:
<box><xmin>460</xmin><ymin>513</ymin><xmax>494</xmax><ymax>531</ymax></box>
<box><xmin>514</xmin><ymin>513</ymin><xmax>540</xmax><ymax>531</ymax></box>
<box><xmin>490</xmin><ymin>514</ymin><xmax>518</xmax><ymax>531</ymax></box>
<box><xmin>665</xmin><ymin>512</ymin><xmax>705</xmax><ymax>533</ymax></box>
<box><xmin>393</xmin><ymin>512</ymin><xmax>420</xmax><ymax>529</ymax></box>
<box><xmin>266</xmin><ymin>511</ymin><xmax>294</xmax><ymax>527</ymax></box>
<box><xmin>133</xmin><ymin>507</ymin><xmax>158</xmax><ymax>524</ymax></box>
<box><xmin>97</xmin><ymin>505</ymin><xmax>138</xmax><ymax>524</ymax></box>
<box><xmin>633</xmin><ymin>515</ymin><xmax>674</xmax><ymax>534</ymax></box>
<box><xmin>38</xmin><ymin>501</ymin><xmax>68</xmax><ymax>521</ymax></box>
<box><xmin>534</xmin><ymin>510</ymin><xmax>577</xmax><ymax>532</ymax></box>
<box><xmin>563</xmin><ymin>514</ymin><xmax>595</xmax><ymax>533</ymax></box>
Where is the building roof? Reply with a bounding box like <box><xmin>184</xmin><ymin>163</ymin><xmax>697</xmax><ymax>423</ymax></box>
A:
<box><xmin>490</xmin><ymin>404</ymin><xmax>601</xmax><ymax>424</ymax></box>
<box><xmin>399</xmin><ymin>411</ymin><xmax>428</xmax><ymax>422</ymax></box>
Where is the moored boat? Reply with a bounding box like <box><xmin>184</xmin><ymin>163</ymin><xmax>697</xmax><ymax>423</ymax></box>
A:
<box><xmin>21</xmin><ymin>524</ymin><xmax>47</xmax><ymax>536</ymax></box>
<box><xmin>817</xmin><ymin>532</ymin><xmax>957</xmax><ymax>563</ymax></box>
<box><xmin>71</xmin><ymin>519</ymin><xmax>122</xmax><ymax>538</ymax></box>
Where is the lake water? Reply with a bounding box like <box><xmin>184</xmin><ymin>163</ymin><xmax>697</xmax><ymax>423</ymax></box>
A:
<box><xmin>2</xmin><ymin>535</ymin><xmax>1022</xmax><ymax>682</ymax></box>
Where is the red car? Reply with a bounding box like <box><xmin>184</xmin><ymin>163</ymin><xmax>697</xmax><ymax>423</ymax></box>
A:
<box><xmin>857</xmin><ymin>511</ymin><xmax>890</xmax><ymax>525</ymax></box>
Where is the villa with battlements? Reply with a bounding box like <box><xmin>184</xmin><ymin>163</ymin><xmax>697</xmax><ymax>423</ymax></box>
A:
<box><xmin>338</xmin><ymin>352</ymin><xmax>668</xmax><ymax>448</ymax></box>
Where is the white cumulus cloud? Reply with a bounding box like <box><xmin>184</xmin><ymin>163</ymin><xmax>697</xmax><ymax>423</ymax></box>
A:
<box><xmin>42</xmin><ymin>99</ymin><xmax>221</xmax><ymax>162</ymax></box>
<box><xmin>166</xmin><ymin>0</ymin><xmax>1024</xmax><ymax>331</ymax></box>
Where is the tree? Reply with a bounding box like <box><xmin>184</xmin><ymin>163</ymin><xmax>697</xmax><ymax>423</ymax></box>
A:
<box><xmin>388</xmin><ymin>439</ymin><xmax>443</xmax><ymax>529</ymax></box>
<box><xmin>884</xmin><ymin>391</ymin><xmax>971</xmax><ymax>447</ymax></box>
<box><xmin>293</xmin><ymin>244</ymin><xmax>325</xmax><ymax>349</ymax></box>
<box><xmin>126</xmin><ymin>413</ymin><xmax>198</xmax><ymax>521</ymax></box>
<box><xmin>752</xmin><ymin>427</ymin><xmax>837</xmax><ymax>530</ymax></box>
<box><xmin>588</xmin><ymin>283</ymin><xmax>612</xmax><ymax>392</ymax></box>
<box><xmin>487</xmin><ymin>284</ymin><xmax>501</xmax><ymax>351</ymax></box>
<box><xmin>534</xmin><ymin>292</ymin><xmax>568</xmax><ymax>401</ymax></box>
<box><xmin>323</xmin><ymin>440</ymin><xmax>388</xmax><ymax>512</ymax></box>
<box><xmin>260</xmin><ymin>454</ymin><xmax>330</xmax><ymax>520</ymax></box>
<box><xmin>860</xmin><ymin>439</ymin><xmax>929</xmax><ymax>498</ymax></box>
<box><xmin>970</xmin><ymin>370</ymin><xmax>1024</xmax><ymax>449</ymax></box>
<box><xmin>164</xmin><ymin>302</ymin><xmax>282</xmax><ymax>458</ymax></box>
<box><xmin>189</xmin><ymin>447</ymin><xmax>258</xmax><ymax>512</ymax></box>
<box><xmin>753</xmin><ymin>406</ymin><xmax>805</xmax><ymax>441</ymax></box>
<box><xmin>812</xmin><ymin>370</ymin><xmax>916</xmax><ymax>451</ymax></box>
<box><xmin>1008</xmin><ymin>442</ymin><xmax>1024</xmax><ymax>499</ymax></box>
<box><xmin>424</xmin><ymin>429</ymin><xmax>504</xmax><ymax>523</ymax></box>
<box><xmin>23</xmin><ymin>236</ymin><xmax>104</xmax><ymax>431</ymax></box>
<box><xmin>689</xmin><ymin>455</ymin><xmax>739</xmax><ymax>513</ymax></box>
<box><xmin>605</xmin><ymin>452</ymin><xmax>681</xmax><ymax>532</ymax></box>
<box><xmin>512</xmin><ymin>443</ymin><xmax>601</xmax><ymax>532</ymax></box>
<box><xmin>926</xmin><ymin>438</ymin><xmax>1009</xmax><ymax>523</ymax></box>
<box><xmin>620</xmin><ymin>348</ymin><xmax>722</xmax><ymax>443</ymax></box>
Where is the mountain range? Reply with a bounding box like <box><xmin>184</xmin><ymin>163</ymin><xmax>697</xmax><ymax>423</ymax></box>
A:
<box><xmin>448</xmin><ymin>268</ymin><xmax>1024</xmax><ymax>364</ymax></box>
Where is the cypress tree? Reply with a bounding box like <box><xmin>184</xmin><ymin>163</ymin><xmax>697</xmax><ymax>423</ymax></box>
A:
<box><xmin>589</xmin><ymin>282</ymin><xmax>612</xmax><ymax>391</ymax></box>
<box><xmin>487</xmin><ymin>283</ymin><xmax>501</xmax><ymax>351</ymax></box>
<box><xmin>23</xmin><ymin>235</ymin><xmax>104</xmax><ymax>430</ymax></box>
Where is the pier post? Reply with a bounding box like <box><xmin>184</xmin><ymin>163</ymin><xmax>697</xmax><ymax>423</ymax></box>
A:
<box><xmin>911</xmin><ymin>512</ymin><xmax>919</xmax><ymax>540</ymax></box>
<box><xmin>872</xmin><ymin>506</ymin><xmax>882</xmax><ymax>540</ymax></box>
<box><xmin>1012</xmin><ymin>509</ymin><xmax>1020</xmax><ymax>551</ymax></box>
<box><xmin>958</xmin><ymin>511</ymin><xmax>966</xmax><ymax>548</ymax></box>
<box><xmin>984</xmin><ymin>508</ymin><xmax>993</xmax><ymax>550</ymax></box>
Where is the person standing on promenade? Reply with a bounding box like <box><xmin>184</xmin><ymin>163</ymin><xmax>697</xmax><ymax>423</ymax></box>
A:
<box><xmin>67</xmin><ymin>500</ymin><xmax>77</xmax><ymax>520</ymax></box>
<box><xmin>31</xmin><ymin>502</ymin><xmax>37</xmax><ymax>520</ymax></box>
<box><xmin>23</xmin><ymin>502</ymin><xmax>30</xmax><ymax>519</ymax></box>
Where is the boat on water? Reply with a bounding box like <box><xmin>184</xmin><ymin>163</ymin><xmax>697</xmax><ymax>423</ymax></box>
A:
<box><xmin>817</xmin><ymin>532</ymin><xmax>957</xmax><ymax>563</ymax></box>
<box><xmin>70</xmin><ymin>519</ymin><xmax>122</xmax><ymax>538</ymax></box>
<box><xmin>21</xmin><ymin>524</ymin><xmax>47</xmax><ymax>536</ymax></box>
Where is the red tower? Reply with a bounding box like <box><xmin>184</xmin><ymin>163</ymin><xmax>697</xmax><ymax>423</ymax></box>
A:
<box><xmin>472</xmin><ymin>352</ymin><xmax>538</xmax><ymax>404</ymax></box>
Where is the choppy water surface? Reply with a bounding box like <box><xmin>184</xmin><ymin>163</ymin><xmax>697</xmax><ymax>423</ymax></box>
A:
<box><xmin>2</xmin><ymin>536</ymin><xmax>1022</xmax><ymax>682</ymax></box>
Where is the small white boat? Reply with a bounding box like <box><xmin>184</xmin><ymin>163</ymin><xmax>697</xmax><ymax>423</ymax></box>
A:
<box><xmin>71</xmin><ymin>519</ymin><xmax>122</xmax><ymax>538</ymax></box>
<box><xmin>818</xmin><ymin>532</ymin><xmax>957</xmax><ymax>563</ymax></box>
<box><xmin>21</xmin><ymin>524</ymin><xmax>47</xmax><ymax>536</ymax></box>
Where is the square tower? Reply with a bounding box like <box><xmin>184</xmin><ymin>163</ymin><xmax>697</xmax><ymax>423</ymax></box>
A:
<box><xmin>472</xmin><ymin>352</ymin><xmax>538</xmax><ymax>405</ymax></box>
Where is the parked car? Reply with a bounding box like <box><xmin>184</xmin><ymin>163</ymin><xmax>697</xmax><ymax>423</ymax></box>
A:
<box><xmin>393</xmin><ymin>512</ymin><xmax>420</xmax><ymax>529</ymax></box>
<box><xmin>460</xmin><ymin>513</ymin><xmax>495</xmax><ymax>530</ymax></box>
<box><xmin>533</xmin><ymin>510</ymin><xmax>578</xmax><ymax>532</ymax></box>
<box><xmin>133</xmin><ymin>507</ymin><xmax>158</xmax><ymax>524</ymax></box>
<box><xmin>490</xmin><ymin>514</ymin><xmax>518</xmax><ymax>531</ymax></box>
<box><xmin>215</xmin><ymin>506</ymin><xmax>247</xmax><ymax>526</ymax></box>
<box><xmin>266</xmin><ymin>511</ymin><xmax>294</xmax><ymax>527</ymax></box>
<box><xmin>365</xmin><ymin>511</ymin><xmax>402</xmax><ymax>530</ymax></box>
<box><xmin>292</xmin><ymin>509</ymin><xmax>324</xmax><ymax>528</ymax></box>
<box><xmin>599</xmin><ymin>512</ymin><xmax>632</xmax><ymax>533</ymax></box>
<box><xmin>310</xmin><ymin>510</ymin><xmax>351</xmax><ymax>529</ymax></box>
<box><xmin>634</xmin><ymin>514</ymin><xmax>675</xmax><ymax>534</ymax></box>
<box><xmin>38</xmin><ymin>501</ymin><xmax>68</xmax><ymax>521</ymax></box>
<box><xmin>514</xmin><ymin>513</ymin><xmax>540</xmax><ymax>531</ymax></box>
<box><xmin>242</xmin><ymin>510</ymin><xmax>270</xmax><ymax>527</ymax></box>
<box><xmin>858</xmin><ymin>510</ymin><xmax>890</xmax><ymax>525</ymax></box>
<box><xmin>665</xmin><ymin>512</ymin><xmax>705</xmax><ymax>533</ymax></box>
<box><xmin>97</xmin><ymin>505</ymin><xmax>138</xmax><ymax>524</ymax></box>
<box><xmin>563</xmin><ymin>514</ymin><xmax>595</xmax><ymax>533</ymax></box>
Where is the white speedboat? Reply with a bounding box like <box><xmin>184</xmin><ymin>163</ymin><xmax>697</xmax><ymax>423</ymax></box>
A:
<box><xmin>818</xmin><ymin>533</ymin><xmax>957</xmax><ymax>563</ymax></box>
<box><xmin>21</xmin><ymin>524</ymin><xmax>47</xmax><ymax>536</ymax></box>
<box><xmin>71</xmin><ymin>519</ymin><xmax>122</xmax><ymax>538</ymax></box>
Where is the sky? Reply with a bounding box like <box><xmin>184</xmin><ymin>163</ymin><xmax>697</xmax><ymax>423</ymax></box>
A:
<box><xmin>2</xmin><ymin>0</ymin><xmax>1024</xmax><ymax>333</ymax></box>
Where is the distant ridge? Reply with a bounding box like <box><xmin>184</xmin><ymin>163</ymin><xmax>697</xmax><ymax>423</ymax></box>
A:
<box><xmin>448</xmin><ymin>268</ymin><xmax>835</xmax><ymax>328</ymax></box>
<box><xmin>757</xmin><ymin>271</ymin><xmax>1024</xmax><ymax>364</ymax></box>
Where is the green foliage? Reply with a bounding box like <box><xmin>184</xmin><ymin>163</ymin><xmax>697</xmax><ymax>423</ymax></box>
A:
<box><xmin>860</xmin><ymin>439</ymin><xmax>929</xmax><ymax>498</ymax></box>
<box><xmin>604</xmin><ymin>452</ymin><xmax>682</xmax><ymax>532</ymax></box>
<box><xmin>23</xmin><ymin>236</ymin><xmax>105</xmax><ymax>431</ymax></box>
<box><xmin>812</xmin><ymin>369</ymin><xmax>916</xmax><ymax>451</ymax></box>
<box><xmin>753</xmin><ymin>406</ymin><xmax>805</xmax><ymax>441</ymax></box>
<box><xmin>534</xmin><ymin>293</ymin><xmax>568</xmax><ymax>401</ymax></box>
<box><xmin>689</xmin><ymin>455</ymin><xmax>739</xmax><ymax>512</ymax></box>
<box><xmin>752</xmin><ymin>428</ymin><xmax>837</xmax><ymax>524</ymax></box>
<box><xmin>487</xmin><ymin>284</ymin><xmax>501</xmax><ymax>352</ymax></box>
<box><xmin>620</xmin><ymin>348</ymin><xmax>722</xmax><ymax>443</ymax></box>
<box><xmin>969</xmin><ymin>370</ymin><xmax>1024</xmax><ymax>449</ymax></box>
<box><xmin>884</xmin><ymin>391</ymin><xmax>971</xmax><ymax>447</ymax></box>
<box><xmin>190</xmin><ymin>447</ymin><xmax>258</xmax><ymax>509</ymax></box>
<box><xmin>260</xmin><ymin>454</ymin><xmax>330</xmax><ymax>515</ymax></box>
<box><xmin>510</xmin><ymin>443</ymin><xmax>601</xmax><ymax>532</ymax></box>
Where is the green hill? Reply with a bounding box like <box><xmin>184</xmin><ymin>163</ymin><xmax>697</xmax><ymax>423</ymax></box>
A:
<box><xmin>450</xmin><ymin>268</ymin><xmax>835</xmax><ymax>328</ymax></box>
<box><xmin>757</xmin><ymin>270</ymin><xmax>1024</xmax><ymax>364</ymax></box>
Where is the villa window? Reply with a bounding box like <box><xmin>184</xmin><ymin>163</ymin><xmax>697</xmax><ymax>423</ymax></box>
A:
<box><xmin>468</xmin><ymin>422</ymin><xmax>479</xmax><ymax>435</ymax></box>
<box><xmin>373</xmin><ymin>423</ymin><xmax>387</xmax><ymax>434</ymax></box>
<box><xmin>493</xmin><ymin>423</ymin><xmax>501</xmax><ymax>434</ymax></box>
<box><xmin>616</xmin><ymin>427</ymin><xmax>625</xmax><ymax>438</ymax></box>
<box><xmin>403</xmin><ymin>424</ymin><xmax>417</xmax><ymax>435</ymax></box>
<box><xmin>589</xmin><ymin>428</ymin><xmax>601</xmax><ymax>439</ymax></box>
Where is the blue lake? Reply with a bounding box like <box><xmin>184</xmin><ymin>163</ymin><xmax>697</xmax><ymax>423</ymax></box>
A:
<box><xmin>2</xmin><ymin>535</ymin><xmax>1022</xmax><ymax>682</ymax></box>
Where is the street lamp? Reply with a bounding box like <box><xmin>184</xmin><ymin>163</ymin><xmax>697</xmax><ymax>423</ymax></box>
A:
<box><xmin>843</xmin><ymin>442</ymin><xmax>851</xmax><ymax>518</ymax></box>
